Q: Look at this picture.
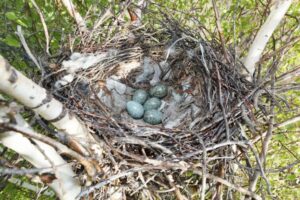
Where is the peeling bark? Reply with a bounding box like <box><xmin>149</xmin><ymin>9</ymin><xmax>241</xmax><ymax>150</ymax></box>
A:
<box><xmin>0</xmin><ymin>56</ymin><xmax>91</xmax><ymax>144</ymax></box>
<box><xmin>0</xmin><ymin>104</ymin><xmax>81</xmax><ymax>200</ymax></box>
<box><xmin>0</xmin><ymin>56</ymin><xmax>103</xmax><ymax>174</ymax></box>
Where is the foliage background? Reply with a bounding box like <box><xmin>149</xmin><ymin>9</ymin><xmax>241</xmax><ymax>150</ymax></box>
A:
<box><xmin>0</xmin><ymin>0</ymin><xmax>299</xmax><ymax>199</ymax></box>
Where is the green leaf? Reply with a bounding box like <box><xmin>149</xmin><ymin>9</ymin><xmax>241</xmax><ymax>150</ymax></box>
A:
<box><xmin>3</xmin><ymin>35</ymin><xmax>20</xmax><ymax>47</ymax></box>
<box><xmin>273</xmin><ymin>134</ymin><xmax>285</xmax><ymax>142</ymax></box>
<box><xmin>286</xmin><ymin>174</ymin><xmax>296</xmax><ymax>181</ymax></box>
<box><xmin>5</xmin><ymin>12</ymin><xmax>18</xmax><ymax>20</ymax></box>
<box><xmin>5</xmin><ymin>12</ymin><xmax>27</xmax><ymax>27</ymax></box>
<box><xmin>16</xmin><ymin>19</ymin><xmax>28</xmax><ymax>28</ymax></box>
<box><xmin>184</xmin><ymin>170</ymin><xmax>195</xmax><ymax>177</ymax></box>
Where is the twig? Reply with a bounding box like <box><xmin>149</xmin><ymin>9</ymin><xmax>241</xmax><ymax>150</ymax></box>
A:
<box><xmin>278</xmin><ymin>140</ymin><xmax>300</xmax><ymax>161</ymax></box>
<box><xmin>115</xmin><ymin>136</ymin><xmax>173</xmax><ymax>155</ymax></box>
<box><xmin>89</xmin><ymin>7</ymin><xmax>113</xmax><ymax>41</ymax></box>
<box><xmin>241</xmin><ymin>104</ymin><xmax>256</xmax><ymax>132</ymax></box>
<box><xmin>130</xmin><ymin>173</ymin><xmax>156</xmax><ymax>196</ymax></box>
<box><xmin>247</xmin><ymin>142</ymin><xmax>271</xmax><ymax>193</ymax></box>
<box><xmin>164</xmin><ymin>36</ymin><xmax>189</xmax><ymax>62</ymax></box>
<box><xmin>92</xmin><ymin>7</ymin><xmax>113</xmax><ymax>31</ymax></box>
<box><xmin>166</xmin><ymin>174</ymin><xmax>188</xmax><ymax>200</ymax></box>
<box><xmin>267</xmin><ymin>160</ymin><xmax>300</xmax><ymax>173</ymax></box>
<box><xmin>192</xmin><ymin>169</ymin><xmax>262</xmax><ymax>200</ymax></box>
<box><xmin>0</xmin><ymin>166</ymin><xmax>54</xmax><ymax>175</ymax></box>
<box><xmin>32</xmin><ymin>137</ymin><xmax>66</xmax><ymax>195</ymax></box>
<box><xmin>112</xmin><ymin>147</ymin><xmax>190</xmax><ymax>170</ymax></box>
<box><xmin>211</xmin><ymin>0</ymin><xmax>229</xmax><ymax>63</ymax></box>
<box><xmin>8</xmin><ymin>177</ymin><xmax>55</xmax><ymax>196</ymax></box>
<box><xmin>77</xmin><ymin>167</ymin><xmax>144</xmax><ymax>198</ymax></box>
<box><xmin>15</xmin><ymin>26</ymin><xmax>44</xmax><ymax>74</ymax></box>
<box><xmin>180</xmin><ymin>141</ymin><xmax>247</xmax><ymax>160</ymax></box>
<box><xmin>243</xmin><ymin>0</ymin><xmax>292</xmax><ymax>78</ymax></box>
<box><xmin>198</xmin><ymin>137</ymin><xmax>206</xmax><ymax>200</ymax></box>
<box><xmin>252</xmin><ymin>115</ymin><xmax>300</xmax><ymax>143</ymax></box>
<box><xmin>59</xmin><ymin>0</ymin><xmax>88</xmax><ymax>33</ymax></box>
<box><xmin>249</xmin><ymin>54</ymin><xmax>281</xmax><ymax>196</ymax></box>
<box><xmin>260</xmin><ymin>37</ymin><xmax>300</xmax><ymax>63</ymax></box>
<box><xmin>1</xmin><ymin>123</ymin><xmax>96</xmax><ymax>177</ymax></box>
<box><xmin>30</xmin><ymin>0</ymin><xmax>50</xmax><ymax>55</ymax></box>
<box><xmin>216</xmin><ymin>65</ymin><xmax>230</xmax><ymax>140</ymax></box>
<box><xmin>276</xmin><ymin>65</ymin><xmax>300</xmax><ymax>84</ymax></box>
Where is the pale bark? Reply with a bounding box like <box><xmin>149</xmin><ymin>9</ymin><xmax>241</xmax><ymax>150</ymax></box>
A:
<box><xmin>0</xmin><ymin>105</ymin><xmax>81</xmax><ymax>200</ymax></box>
<box><xmin>0</xmin><ymin>55</ymin><xmax>102</xmax><ymax>175</ymax></box>
<box><xmin>29</xmin><ymin>0</ymin><xmax>50</xmax><ymax>55</ymax></box>
<box><xmin>243</xmin><ymin>0</ymin><xmax>292</xmax><ymax>79</ymax></box>
<box><xmin>0</xmin><ymin>56</ymin><xmax>89</xmax><ymax>143</ymax></box>
<box><xmin>8</xmin><ymin>177</ymin><xmax>55</xmax><ymax>197</ymax></box>
<box><xmin>60</xmin><ymin>0</ymin><xmax>87</xmax><ymax>32</ymax></box>
<box><xmin>134</xmin><ymin>0</ymin><xmax>147</xmax><ymax>26</ymax></box>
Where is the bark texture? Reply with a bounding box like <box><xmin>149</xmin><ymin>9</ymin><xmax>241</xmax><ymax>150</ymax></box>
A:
<box><xmin>0</xmin><ymin>104</ymin><xmax>81</xmax><ymax>200</ymax></box>
<box><xmin>243</xmin><ymin>0</ymin><xmax>292</xmax><ymax>78</ymax></box>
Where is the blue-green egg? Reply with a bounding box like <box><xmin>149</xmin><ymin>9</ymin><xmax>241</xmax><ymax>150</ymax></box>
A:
<box><xmin>132</xmin><ymin>89</ymin><xmax>148</xmax><ymax>104</ymax></box>
<box><xmin>126</xmin><ymin>101</ymin><xmax>144</xmax><ymax>119</ymax></box>
<box><xmin>144</xmin><ymin>97</ymin><xmax>162</xmax><ymax>111</ymax></box>
<box><xmin>150</xmin><ymin>84</ymin><xmax>168</xmax><ymax>98</ymax></box>
<box><xmin>143</xmin><ymin>109</ymin><xmax>163</xmax><ymax>125</ymax></box>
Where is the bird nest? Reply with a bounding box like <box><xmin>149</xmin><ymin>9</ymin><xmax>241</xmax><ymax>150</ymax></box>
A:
<box><xmin>47</xmin><ymin>21</ymin><xmax>263</xmax><ymax>199</ymax></box>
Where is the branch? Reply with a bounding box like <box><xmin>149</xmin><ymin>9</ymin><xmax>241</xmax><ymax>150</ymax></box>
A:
<box><xmin>29</xmin><ymin>0</ymin><xmax>50</xmax><ymax>55</ymax></box>
<box><xmin>0</xmin><ymin>55</ymin><xmax>98</xmax><ymax>157</ymax></box>
<box><xmin>212</xmin><ymin>0</ymin><xmax>229</xmax><ymax>62</ymax></box>
<box><xmin>276</xmin><ymin>65</ymin><xmax>300</xmax><ymax>84</ymax></box>
<box><xmin>0</xmin><ymin>105</ymin><xmax>81</xmax><ymax>199</ymax></box>
<box><xmin>78</xmin><ymin>167</ymin><xmax>144</xmax><ymax>198</ymax></box>
<box><xmin>243</xmin><ymin>0</ymin><xmax>292</xmax><ymax>79</ymax></box>
<box><xmin>8</xmin><ymin>177</ymin><xmax>55</xmax><ymax>197</ymax></box>
<box><xmin>16</xmin><ymin>26</ymin><xmax>43</xmax><ymax>73</ymax></box>
<box><xmin>179</xmin><ymin>141</ymin><xmax>248</xmax><ymax>160</ymax></box>
<box><xmin>59</xmin><ymin>0</ymin><xmax>88</xmax><ymax>33</ymax></box>
<box><xmin>166</xmin><ymin>174</ymin><xmax>188</xmax><ymax>200</ymax></box>
<box><xmin>1</xmin><ymin>166</ymin><xmax>54</xmax><ymax>175</ymax></box>
<box><xmin>1</xmin><ymin>123</ymin><xmax>96</xmax><ymax>177</ymax></box>
<box><xmin>252</xmin><ymin>114</ymin><xmax>300</xmax><ymax>143</ymax></box>
<box><xmin>248</xmin><ymin>55</ymin><xmax>279</xmax><ymax>195</ymax></box>
<box><xmin>192</xmin><ymin>169</ymin><xmax>262</xmax><ymax>200</ymax></box>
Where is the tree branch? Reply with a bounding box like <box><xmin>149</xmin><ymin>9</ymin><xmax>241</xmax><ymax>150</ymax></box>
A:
<box><xmin>0</xmin><ymin>55</ymin><xmax>100</xmax><ymax>158</ymax></box>
<box><xmin>192</xmin><ymin>169</ymin><xmax>262</xmax><ymax>200</ymax></box>
<box><xmin>59</xmin><ymin>0</ymin><xmax>88</xmax><ymax>33</ymax></box>
<box><xmin>1</xmin><ymin>123</ymin><xmax>96</xmax><ymax>177</ymax></box>
<box><xmin>243</xmin><ymin>0</ymin><xmax>292</xmax><ymax>79</ymax></box>
<box><xmin>0</xmin><ymin>105</ymin><xmax>81</xmax><ymax>199</ymax></box>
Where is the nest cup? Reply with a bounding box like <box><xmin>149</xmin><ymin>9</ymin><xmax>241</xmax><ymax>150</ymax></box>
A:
<box><xmin>51</xmin><ymin>20</ymin><xmax>259</xmax><ymax>199</ymax></box>
<box><xmin>57</xmin><ymin>30</ymin><xmax>254</xmax><ymax>162</ymax></box>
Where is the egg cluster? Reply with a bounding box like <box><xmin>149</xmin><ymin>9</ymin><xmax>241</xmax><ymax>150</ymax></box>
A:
<box><xmin>126</xmin><ymin>84</ymin><xmax>167</xmax><ymax>125</ymax></box>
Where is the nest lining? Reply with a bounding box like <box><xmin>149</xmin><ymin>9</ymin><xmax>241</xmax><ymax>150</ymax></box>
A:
<box><xmin>49</xmin><ymin>27</ymin><xmax>259</xmax><ymax>198</ymax></box>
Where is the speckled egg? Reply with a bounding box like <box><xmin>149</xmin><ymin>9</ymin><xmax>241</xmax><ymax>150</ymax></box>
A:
<box><xmin>132</xmin><ymin>89</ymin><xmax>148</xmax><ymax>104</ymax></box>
<box><xmin>143</xmin><ymin>109</ymin><xmax>163</xmax><ymax>125</ymax></box>
<box><xmin>144</xmin><ymin>97</ymin><xmax>162</xmax><ymax>111</ymax></box>
<box><xmin>126</xmin><ymin>101</ymin><xmax>144</xmax><ymax>119</ymax></box>
<box><xmin>150</xmin><ymin>84</ymin><xmax>168</xmax><ymax>98</ymax></box>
